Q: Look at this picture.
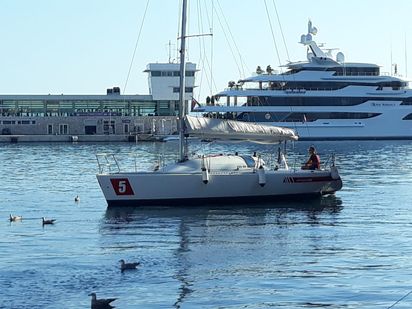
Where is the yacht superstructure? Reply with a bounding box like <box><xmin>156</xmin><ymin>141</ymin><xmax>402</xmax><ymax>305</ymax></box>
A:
<box><xmin>195</xmin><ymin>21</ymin><xmax>412</xmax><ymax>140</ymax></box>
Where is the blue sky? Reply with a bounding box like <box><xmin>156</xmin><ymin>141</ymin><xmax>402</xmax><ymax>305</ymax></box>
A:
<box><xmin>1</xmin><ymin>0</ymin><xmax>412</xmax><ymax>101</ymax></box>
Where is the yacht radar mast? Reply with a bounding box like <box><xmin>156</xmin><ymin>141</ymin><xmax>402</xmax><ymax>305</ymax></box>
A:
<box><xmin>300</xmin><ymin>20</ymin><xmax>326</xmax><ymax>58</ymax></box>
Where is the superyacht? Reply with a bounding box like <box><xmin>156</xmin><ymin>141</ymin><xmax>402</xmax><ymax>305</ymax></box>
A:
<box><xmin>195</xmin><ymin>21</ymin><xmax>412</xmax><ymax>140</ymax></box>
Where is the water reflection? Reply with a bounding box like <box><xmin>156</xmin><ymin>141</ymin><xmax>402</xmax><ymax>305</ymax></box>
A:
<box><xmin>173</xmin><ymin>214</ymin><xmax>193</xmax><ymax>309</ymax></box>
<box><xmin>102</xmin><ymin>195</ymin><xmax>343</xmax><ymax>222</ymax></box>
<box><xmin>99</xmin><ymin>196</ymin><xmax>343</xmax><ymax>307</ymax></box>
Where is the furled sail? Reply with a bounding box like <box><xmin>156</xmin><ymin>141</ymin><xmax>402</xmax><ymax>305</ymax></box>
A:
<box><xmin>184</xmin><ymin>115</ymin><xmax>298</xmax><ymax>143</ymax></box>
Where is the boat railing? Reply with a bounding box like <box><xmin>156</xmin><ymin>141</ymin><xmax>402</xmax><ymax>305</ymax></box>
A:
<box><xmin>96</xmin><ymin>153</ymin><xmax>121</xmax><ymax>174</ymax></box>
<box><xmin>288</xmin><ymin>153</ymin><xmax>336</xmax><ymax>171</ymax></box>
<box><xmin>322</xmin><ymin>153</ymin><xmax>336</xmax><ymax>168</ymax></box>
<box><xmin>96</xmin><ymin>152</ymin><xmax>167</xmax><ymax>174</ymax></box>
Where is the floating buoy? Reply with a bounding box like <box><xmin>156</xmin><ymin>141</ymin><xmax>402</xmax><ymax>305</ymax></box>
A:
<box><xmin>202</xmin><ymin>167</ymin><xmax>209</xmax><ymax>184</ymax></box>
<box><xmin>258</xmin><ymin>166</ymin><xmax>266</xmax><ymax>187</ymax></box>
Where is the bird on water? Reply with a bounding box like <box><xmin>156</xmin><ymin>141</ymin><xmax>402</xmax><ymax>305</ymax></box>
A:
<box><xmin>9</xmin><ymin>214</ymin><xmax>22</xmax><ymax>222</ymax></box>
<box><xmin>89</xmin><ymin>292</ymin><xmax>117</xmax><ymax>309</ymax></box>
<box><xmin>75</xmin><ymin>195</ymin><xmax>80</xmax><ymax>202</ymax></box>
<box><xmin>119</xmin><ymin>259</ymin><xmax>140</xmax><ymax>272</ymax></box>
<box><xmin>42</xmin><ymin>217</ymin><xmax>56</xmax><ymax>225</ymax></box>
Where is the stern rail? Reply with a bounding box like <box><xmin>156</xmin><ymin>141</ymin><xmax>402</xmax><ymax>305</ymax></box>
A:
<box><xmin>96</xmin><ymin>153</ymin><xmax>120</xmax><ymax>174</ymax></box>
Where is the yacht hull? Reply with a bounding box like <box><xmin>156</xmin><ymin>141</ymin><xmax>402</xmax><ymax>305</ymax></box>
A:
<box><xmin>97</xmin><ymin>169</ymin><xmax>342</xmax><ymax>207</ymax></box>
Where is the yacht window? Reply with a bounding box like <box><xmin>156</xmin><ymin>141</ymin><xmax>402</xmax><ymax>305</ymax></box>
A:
<box><xmin>262</xmin><ymin>96</ymin><xmax>367</xmax><ymax>106</ymax></box>
<box><xmin>401</xmin><ymin>98</ymin><xmax>412</xmax><ymax>105</ymax></box>
<box><xmin>402</xmin><ymin>113</ymin><xmax>412</xmax><ymax>120</ymax></box>
<box><xmin>331</xmin><ymin>66</ymin><xmax>379</xmax><ymax>76</ymax></box>
<box><xmin>238</xmin><ymin>112</ymin><xmax>381</xmax><ymax>122</ymax></box>
<box><xmin>258</xmin><ymin>96</ymin><xmax>404</xmax><ymax>107</ymax></box>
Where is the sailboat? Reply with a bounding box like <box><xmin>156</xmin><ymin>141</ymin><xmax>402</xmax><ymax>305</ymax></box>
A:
<box><xmin>95</xmin><ymin>0</ymin><xmax>343</xmax><ymax>207</ymax></box>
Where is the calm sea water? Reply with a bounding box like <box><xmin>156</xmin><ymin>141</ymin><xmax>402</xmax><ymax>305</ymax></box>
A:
<box><xmin>1</xmin><ymin>140</ymin><xmax>412</xmax><ymax>308</ymax></box>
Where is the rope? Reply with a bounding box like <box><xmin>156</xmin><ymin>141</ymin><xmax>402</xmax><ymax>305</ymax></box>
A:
<box><xmin>215</xmin><ymin>0</ymin><xmax>246</xmax><ymax>79</ymax></box>
<box><xmin>272</xmin><ymin>0</ymin><xmax>290</xmax><ymax>62</ymax></box>
<box><xmin>195</xmin><ymin>0</ymin><xmax>214</xmax><ymax>98</ymax></box>
<box><xmin>266</xmin><ymin>0</ymin><xmax>301</xmax><ymax>133</ymax></box>
<box><xmin>263</xmin><ymin>0</ymin><xmax>283</xmax><ymax>75</ymax></box>
<box><xmin>271</xmin><ymin>0</ymin><xmax>297</xmax><ymax>84</ymax></box>
<box><xmin>386</xmin><ymin>290</ymin><xmax>412</xmax><ymax>308</ymax></box>
<box><xmin>123</xmin><ymin>0</ymin><xmax>151</xmax><ymax>94</ymax></box>
<box><xmin>213</xmin><ymin>2</ymin><xmax>243</xmax><ymax>79</ymax></box>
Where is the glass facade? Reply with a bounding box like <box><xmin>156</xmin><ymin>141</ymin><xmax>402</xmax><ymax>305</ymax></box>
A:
<box><xmin>0</xmin><ymin>97</ymin><xmax>179</xmax><ymax>117</ymax></box>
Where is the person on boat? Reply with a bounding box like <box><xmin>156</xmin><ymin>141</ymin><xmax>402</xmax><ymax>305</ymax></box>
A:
<box><xmin>302</xmin><ymin>146</ymin><xmax>320</xmax><ymax>170</ymax></box>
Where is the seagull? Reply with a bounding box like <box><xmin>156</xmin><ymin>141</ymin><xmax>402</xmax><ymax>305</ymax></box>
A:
<box><xmin>9</xmin><ymin>214</ymin><xmax>22</xmax><ymax>222</ymax></box>
<box><xmin>89</xmin><ymin>292</ymin><xmax>117</xmax><ymax>309</ymax></box>
<box><xmin>119</xmin><ymin>259</ymin><xmax>140</xmax><ymax>272</ymax></box>
<box><xmin>42</xmin><ymin>217</ymin><xmax>56</xmax><ymax>225</ymax></box>
<box><xmin>74</xmin><ymin>195</ymin><xmax>80</xmax><ymax>202</ymax></box>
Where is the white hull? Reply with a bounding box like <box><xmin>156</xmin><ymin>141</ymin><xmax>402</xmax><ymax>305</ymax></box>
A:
<box><xmin>265</xmin><ymin>117</ymin><xmax>412</xmax><ymax>140</ymax></box>
<box><xmin>97</xmin><ymin>167</ymin><xmax>342</xmax><ymax>207</ymax></box>
<box><xmin>199</xmin><ymin>100</ymin><xmax>412</xmax><ymax>140</ymax></box>
<box><xmin>269</xmin><ymin>101</ymin><xmax>412</xmax><ymax>140</ymax></box>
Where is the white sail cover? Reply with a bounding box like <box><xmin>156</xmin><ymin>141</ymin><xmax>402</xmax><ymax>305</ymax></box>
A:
<box><xmin>185</xmin><ymin>115</ymin><xmax>298</xmax><ymax>143</ymax></box>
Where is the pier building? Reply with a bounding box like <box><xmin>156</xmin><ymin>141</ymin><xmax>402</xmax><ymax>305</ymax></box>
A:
<box><xmin>0</xmin><ymin>62</ymin><xmax>196</xmax><ymax>142</ymax></box>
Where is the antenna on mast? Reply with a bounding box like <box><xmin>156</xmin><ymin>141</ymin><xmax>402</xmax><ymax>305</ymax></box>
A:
<box><xmin>166</xmin><ymin>40</ymin><xmax>176</xmax><ymax>63</ymax></box>
<box><xmin>168</xmin><ymin>40</ymin><xmax>172</xmax><ymax>63</ymax></box>
<box><xmin>390</xmin><ymin>40</ymin><xmax>393</xmax><ymax>76</ymax></box>
<box><xmin>405</xmin><ymin>33</ymin><xmax>408</xmax><ymax>78</ymax></box>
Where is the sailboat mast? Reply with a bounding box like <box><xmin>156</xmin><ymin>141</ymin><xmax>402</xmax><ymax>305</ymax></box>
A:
<box><xmin>178</xmin><ymin>0</ymin><xmax>188</xmax><ymax>162</ymax></box>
